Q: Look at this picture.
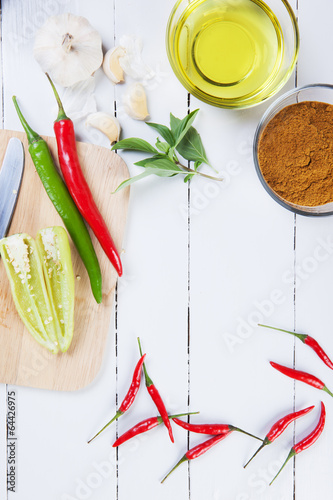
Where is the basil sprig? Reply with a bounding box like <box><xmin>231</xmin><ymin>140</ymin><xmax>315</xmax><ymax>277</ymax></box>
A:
<box><xmin>111</xmin><ymin>109</ymin><xmax>222</xmax><ymax>192</ymax></box>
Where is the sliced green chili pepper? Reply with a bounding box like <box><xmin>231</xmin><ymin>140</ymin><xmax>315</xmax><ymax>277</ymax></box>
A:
<box><xmin>12</xmin><ymin>96</ymin><xmax>102</xmax><ymax>304</ymax></box>
<box><xmin>0</xmin><ymin>227</ymin><xmax>75</xmax><ymax>353</ymax></box>
<box><xmin>0</xmin><ymin>233</ymin><xmax>59</xmax><ymax>353</ymax></box>
<box><xmin>36</xmin><ymin>227</ymin><xmax>75</xmax><ymax>352</ymax></box>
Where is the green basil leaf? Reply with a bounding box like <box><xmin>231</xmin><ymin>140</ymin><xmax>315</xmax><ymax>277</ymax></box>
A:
<box><xmin>170</xmin><ymin>113</ymin><xmax>181</xmax><ymax>133</ymax></box>
<box><xmin>111</xmin><ymin>138</ymin><xmax>158</xmax><ymax>154</ymax></box>
<box><xmin>135</xmin><ymin>154</ymin><xmax>166</xmax><ymax>167</ymax></box>
<box><xmin>142</xmin><ymin>158</ymin><xmax>183</xmax><ymax>176</ymax></box>
<box><xmin>173</xmin><ymin>109</ymin><xmax>200</xmax><ymax>147</ymax></box>
<box><xmin>155</xmin><ymin>138</ymin><xmax>170</xmax><ymax>153</ymax></box>
<box><xmin>194</xmin><ymin>160</ymin><xmax>202</xmax><ymax>171</ymax></box>
<box><xmin>146</xmin><ymin>122</ymin><xmax>175</xmax><ymax>146</ymax></box>
<box><xmin>176</xmin><ymin>127</ymin><xmax>209</xmax><ymax>165</ymax></box>
<box><xmin>112</xmin><ymin>170</ymin><xmax>153</xmax><ymax>193</ymax></box>
<box><xmin>184</xmin><ymin>173</ymin><xmax>195</xmax><ymax>183</ymax></box>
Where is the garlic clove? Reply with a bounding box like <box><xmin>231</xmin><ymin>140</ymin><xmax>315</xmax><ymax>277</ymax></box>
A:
<box><xmin>123</xmin><ymin>83</ymin><xmax>149</xmax><ymax>121</ymax></box>
<box><xmin>34</xmin><ymin>13</ymin><xmax>103</xmax><ymax>87</ymax></box>
<box><xmin>85</xmin><ymin>112</ymin><xmax>121</xmax><ymax>144</ymax></box>
<box><xmin>103</xmin><ymin>46</ymin><xmax>126</xmax><ymax>84</ymax></box>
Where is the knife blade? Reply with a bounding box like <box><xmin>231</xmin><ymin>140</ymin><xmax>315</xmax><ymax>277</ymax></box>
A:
<box><xmin>0</xmin><ymin>137</ymin><xmax>25</xmax><ymax>239</ymax></box>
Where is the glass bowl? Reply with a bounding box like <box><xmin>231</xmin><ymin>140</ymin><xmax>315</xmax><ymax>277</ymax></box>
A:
<box><xmin>253</xmin><ymin>84</ymin><xmax>333</xmax><ymax>216</ymax></box>
<box><xmin>166</xmin><ymin>0</ymin><xmax>299</xmax><ymax>109</ymax></box>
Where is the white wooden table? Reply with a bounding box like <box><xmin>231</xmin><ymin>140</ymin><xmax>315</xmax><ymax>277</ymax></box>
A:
<box><xmin>1</xmin><ymin>0</ymin><xmax>333</xmax><ymax>498</ymax></box>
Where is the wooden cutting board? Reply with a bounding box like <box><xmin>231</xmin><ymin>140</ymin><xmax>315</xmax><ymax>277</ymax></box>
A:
<box><xmin>0</xmin><ymin>130</ymin><xmax>129</xmax><ymax>391</ymax></box>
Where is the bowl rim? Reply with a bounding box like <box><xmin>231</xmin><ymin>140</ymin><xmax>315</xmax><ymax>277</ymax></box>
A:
<box><xmin>253</xmin><ymin>83</ymin><xmax>333</xmax><ymax>216</ymax></box>
<box><xmin>166</xmin><ymin>0</ymin><xmax>300</xmax><ymax>109</ymax></box>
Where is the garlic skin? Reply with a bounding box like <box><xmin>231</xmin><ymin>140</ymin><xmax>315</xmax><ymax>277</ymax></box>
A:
<box><xmin>123</xmin><ymin>83</ymin><xmax>149</xmax><ymax>121</ymax></box>
<box><xmin>119</xmin><ymin>35</ymin><xmax>155</xmax><ymax>81</ymax></box>
<box><xmin>34</xmin><ymin>13</ymin><xmax>103</xmax><ymax>87</ymax></box>
<box><xmin>85</xmin><ymin>112</ymin><xmax>121</xmax><ymax>144</ymax></box>
<box><xmin>61</xmin><ymin>77</ymin><xmax>97</xmax><ymax>121</ymax></box>
<box><xmin>103</xmin><ymin>47</ymin><xmax>126</xmax><ymax>84</ymax></box>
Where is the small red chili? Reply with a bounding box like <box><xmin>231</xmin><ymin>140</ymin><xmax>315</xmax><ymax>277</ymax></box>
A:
<box><xmin>260</xmin><ymin>324</ymin><xmax>333</xmax><ymax>370</ymax></box>
<box><xmin>270</xmin><ymin>402</ymin><xmax>326</xmax><ymax>485</ymax></box>
<box><xmin>270</xmin><ymin>361</ymin><xmax>333</xmax><ymax>397</ymax></box>
<box><xmin>112</xmin><ymin>412</ymin><xmax>198</xmax><ymax>447</ymax></box>
<box><xmin>173</xmin><ymin>418</ymin><xmax>263</xmax><ymax>441</ymax></box>
<box><xmin>244</xmin><ymin>405</ymin><xmax>314</xmax><ymax>468</ymax></box>
<box><xmin>88</xmin><ymin>354</ymin><xmax>146</xmax><ymax>443</ymax></box>
<box><xmin>138</xmin><ymin>337</ymin><xmax>174</xmax><ymax>443</ymax></box>
<box><xmin>161</xmin><ymin>433</ymin><xmax>228</xmax><ymax>483</ymax></box>
<box><xmin>46</xmin><ymin>73</ymin><xmax>122</xmax><ymax>277</ymax></box>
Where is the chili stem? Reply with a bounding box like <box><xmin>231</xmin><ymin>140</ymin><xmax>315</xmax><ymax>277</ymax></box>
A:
<box><xmin>137</xmin><ymin>337</ymin><xmax>153</xmax><ymax>386</ymax></box>
<box><xmin>12</xmin><ymin>96</ymin><xmax>42</xmax><ymax>144</ymax></box>
<box><xmin>87</xmin><ymin>410</ymin><xmax>122</xmax><ymax>444</ymax></box>
<box><xmin>258</xmin><ymin>323</ymin><xmax>306</xmax><ymax>342</ymax></box>
<box><xmin>243</xmin><ymin>441</ymin><xmax>267</xmax><ymax>468</ymax></box>
<box><xmin>322</xmin><ymin>385</ymin><xmax>333</xmax><ymax>397</ymax></box>
<box><xmin>45</xmin><ymin>73</ymin><xmax>68</xmax><ymax>121</ymax></box>
<box><xmin>161</xmin><ymin>456</ymin><xmax>187</xmax><ymax>484</ymax></box>
<box><xmin>269</xmin><ymin>449</ymin><xmax>295</xmax><ymax>486</ymax></box>
<box><xmin>231</xmin><ymin>426</ymin><xmax>263</xmax><ymax>441</ymax></box>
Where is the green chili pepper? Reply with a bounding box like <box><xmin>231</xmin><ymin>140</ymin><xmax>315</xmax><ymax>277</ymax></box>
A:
<box><xmin>0</xmin><ymin>227</ymin><xmax>75</xmax><ymax>353</ymax></box>
<box><xmin>12</xmin><ymin>96</ymin><xmax>102</xmax><ymax>303</ymax></box>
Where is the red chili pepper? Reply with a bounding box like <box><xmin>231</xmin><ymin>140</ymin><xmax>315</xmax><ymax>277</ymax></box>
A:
<box><xmin>270</xmin><ymin>402</ymin><xmax>326</xmax><ymax>485</ymax></box>
<box><xmin>46</xmin><ymin>73</ymin><xmax>122</xmax><ymax>277</ymax></box>
<box><xmin>260</xmin><ymin>324</ymin><xmax>333</xmax><ymax>370</ymax></box>
<box><xmin>88</xmin><ymin>354</ymin><xmax>146</xmax><ymax>443</ymax></box>
<box><xmin>113</xmin><ymin>411</ymin><xmax>198</xmax><ymax>447</ymax></box>
<box><xmin>161</xmin><ymin>433</ymin><xmax>228</xmax><ymax>483</ymax></box>
<box><xmin>244</xmin><ymin>405</ymin><xmax>314</xmax><ymax>468</ymax></box>
<box><xmin>138</xmin><ymin>337</ymin><xmax>174</xmax><ymax>443</ymax></box>
<box><xmin>173</xmin><ymin>418</ymin><xmax>263</xmax><ymax>441</ymax></box>
<box><xmin>270</xmin><ymin>361</ymin><xmax>333</xmax><ymax>397</ymax></box>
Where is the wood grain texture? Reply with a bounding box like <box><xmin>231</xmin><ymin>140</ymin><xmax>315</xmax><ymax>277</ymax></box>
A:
<box><xmin>0</xmin><ymin>129</ymin><xmax>129</xmax><ymax>391</ymax></box>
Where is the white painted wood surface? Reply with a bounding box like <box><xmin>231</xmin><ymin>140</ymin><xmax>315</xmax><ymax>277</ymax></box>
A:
<box><xmin>1</xmin><ymin>0</ymin><xmax>333</xmax><ymax>498</ymax></box>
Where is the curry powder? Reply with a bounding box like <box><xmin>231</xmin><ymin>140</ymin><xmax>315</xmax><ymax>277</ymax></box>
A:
<box><xmin>258</xmin><ymin>101</ymin><xmax>333</xmax><ymax>206</ymax></box>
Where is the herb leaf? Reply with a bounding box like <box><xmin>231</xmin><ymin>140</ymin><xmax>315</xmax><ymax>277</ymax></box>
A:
<box><xmin>147</xmin><ymin>122</ymin><xmax>175</xmax><ymax>146</ymax></box>
<box><xmin>170</xmin><ymin>113</ymin><xmax>181</xmax><ymax>133</ymax></box>
<box><xmin>135</xmin><ymin>155</ymin><xmax>166</xmax><ymax>167</ymax></box>
<box><xmin>112</xmin><ymin>138</ymin><xmax>158</xmax><ymax>154</ymax></box>
<box><xmin>135</xmin><ymin>157</ymin><xmax>183</xmax><ymax>177</ymax></box>
<box><xmin>173</xmin><ymin>109</ymin><xmax>199</xmax><ymax>147</ymax></box>
<box><xmin>112</xmin><ymin>170</ymin><xmax>154</xmax><ymax>193</ymax></box>
<box><xmin>155</xmin><ymin>138</ymin><xmax>170</xmax><ymax>153</ymax></box>
<box><xmin>111</xmin><ymin>109</ymin><xmax>222</xmax><ymax>192</ymax></box>
<box><xmin>176</xmin><ymin>127</ymin><xmax>210</xmax><ymax>166</ymax></box>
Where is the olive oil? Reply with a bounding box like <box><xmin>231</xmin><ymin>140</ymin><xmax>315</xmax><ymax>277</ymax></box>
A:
<box><xmin>168</xmin><ymin>0</ymin><xmax>284</xmax><ymax>106</ymax></box>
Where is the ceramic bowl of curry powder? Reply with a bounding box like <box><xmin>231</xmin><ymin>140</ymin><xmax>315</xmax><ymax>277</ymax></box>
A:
<box><xmin>254</xmin><ymin>84</ymin><xmax>333</xmax><ymax>215</ymax></box>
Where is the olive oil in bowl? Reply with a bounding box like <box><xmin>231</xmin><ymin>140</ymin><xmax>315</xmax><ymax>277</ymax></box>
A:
<box><xmin>166</xmin><ymin>0</ymin><xmax>297</xmax><ymax>108</ymax></box>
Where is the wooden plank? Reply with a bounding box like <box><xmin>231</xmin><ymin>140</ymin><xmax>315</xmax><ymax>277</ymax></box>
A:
<box><xmin>295</xmin><ymin>0</ymin><xmax>333</xmax><ymax>497</ymax></box>
<box><xmin>0</xmin><ymin>130</ymin><xmax>129</xmax><ymax>390</ymax></box>
<box><xmin>114</xmin><ymin>0</ymin><xmax>190</xmax><ymax>498</ymax></box>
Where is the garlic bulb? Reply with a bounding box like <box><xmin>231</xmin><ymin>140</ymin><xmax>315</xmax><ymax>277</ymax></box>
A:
<box><xmin>103</xmin><ymin>46</ymin><xmax>126</xmax><ymax>84</ymax></box>
<box><xmin>85</xmin><ymin>112</ymin><xmax>121</xmax><ymax>144</ymax></box>
<box><xmin>34</xmin><ymin>13</ymin><xmax>103</xmax><ymax>87</ymax></box>
<box><xmin>123</xmin><ymin>83</ymin><xmax>149</xmax><ymax>121</ymax></box>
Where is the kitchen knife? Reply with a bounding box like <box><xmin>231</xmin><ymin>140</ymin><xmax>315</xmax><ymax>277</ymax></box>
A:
<box><xmin>0</xmin><ymin>137</ymin><xmax>24</xmax><ymax>239</ymax></box>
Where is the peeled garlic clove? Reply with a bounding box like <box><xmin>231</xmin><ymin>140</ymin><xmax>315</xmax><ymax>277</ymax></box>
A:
<box><xmin>85</xmin><ymin>112</ymin><xmax>121</xmax><ymax>144</ymax></box>
<box><xmin>103</xmin><ymin>46</ymin><xmax>126</xmax><ymax>84</ymax></box>
<box><xmin>123</xmin><ymin>83</ymin><xmax>149</xmax><ymax>121</ymax></box>
<box><xmin>34</xmin><ymin>13</ymin><xmax>103</xmax><ymax>87</ymax></box>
